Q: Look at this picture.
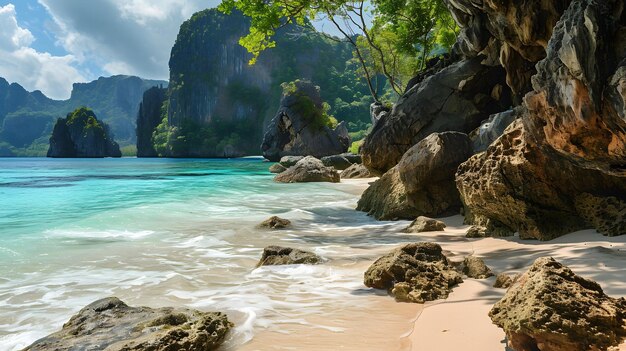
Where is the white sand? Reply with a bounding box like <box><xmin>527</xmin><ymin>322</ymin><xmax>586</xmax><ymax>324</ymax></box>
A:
<box><xmin>406</xmin><ymin>216</ymin><xmax>626</xmax><ymax>351</ymax></box>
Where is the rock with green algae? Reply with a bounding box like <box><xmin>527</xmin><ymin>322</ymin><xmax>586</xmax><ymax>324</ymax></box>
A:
<box><xmin>489</xmin><ymin>257</ymin><xmax>626</xmax><ymax>351</ymax></box>
<box><xmin>364</xmin><ymin>242</ymin><xmax>463</xmax><ymax>303</ymax></box>
<box><xmin>24</xmin><ymin>297</ymin><xmax>232</xmax><ymax>351</ymax></box>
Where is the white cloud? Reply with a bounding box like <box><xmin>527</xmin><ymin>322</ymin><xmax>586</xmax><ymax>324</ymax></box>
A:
<box><xmin>0</xmin><ymin>4</ymin><xmax>85</xmax><ymax>100</ymax></box>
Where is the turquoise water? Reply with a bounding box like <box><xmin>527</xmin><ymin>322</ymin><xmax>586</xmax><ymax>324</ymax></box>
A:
<box><xmin>0</xmin><ymin>158</ymin><xmax>414</xmax><ymax>350</ymax></box>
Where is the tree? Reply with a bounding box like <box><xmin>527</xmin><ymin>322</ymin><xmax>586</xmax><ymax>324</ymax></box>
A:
<box><xmin>218</xmin><ymin>0</ymin><xmax>458</xmax><ymax>101</ymax></box>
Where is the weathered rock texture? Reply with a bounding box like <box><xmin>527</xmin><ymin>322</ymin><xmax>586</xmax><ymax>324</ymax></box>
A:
<box><xmin>404</xmin><ymin>216</ymin><xmax>447</xmax><ymax>233</ymax></box>
<box><xmin>361</xmin><ymin>57</ymin><xmax>511</xmax><ymax>174</ymax></box>
<box><xmin>257</xmin><ymin>216</ymin><xmax>291</xmax><ymax>229</ymax></box>
<box><xmin>456</xmin><ymin>0</ymin><xmax>626</xmax><ymax>240</ymax></box>
<box><xmin>358</xmin><ymin>132</ymin><xmax>472</xmax><ymax>220</ymax></box>
<box><xmin>470</xmin><ymin>108</ymin><xmax>519</xmax><ymax>153</ymax></box>
<box><xmin>274</xmin><ymin>156</ymin><xmax>340</xmax><ymax>183</ymax></box>
<box><xmin>25</xmin><ymin>297</ymin><xmax>232</xmax><ymax>351</ymax></box>
<box><xmin>489</xmin><ymin>257</ymin><xmax>626</xmax><ymax>351</ymax></box>
<box><xmin>364</xmin><ymin>243</ymin><xmax>463</xmax><ymax>303</ymax></box>
<box><xmin>340</xmin><ymin>163</ymin><xmax>372</xmax><ymax>179</ymax></box>
<box><xmin>136</xmin><ymin>86</ymin><xmax>167</xmax><ymax>157</ymax></box>
<box><xmin>321</xmin><ymin>153</ymin><xmax>361</xmax><ymax>170</ymax></box>
<box><xmin>462</xmin><ymin>256</ymin><xmax>493</xmax><ymax>279</ymax></box>
<box><xmin>257</xmin><ymin>246</ymin><xmax>321</xmax><ymax>267</ymax></box>
<box><xmin>493</xmin><ymin>273</ymin><xmax>514</xmax><ymax>289</ymax></box>
<box><xmin>48</xmin><ymin>107</ymin><xmax>121</xmax><ymax>158</ymax></box>
<box><xmin>269</xmin><ymin>163</ymin><xmax>287</xmax><ymax>174</ymax></box>
<box><xmin>279</xmin><ymin>155</ymin><xmax>304</xmax><ymax>167</ymax></box>
<box><xmin>262</xmin><ymin>80</ymin><xmax>350</xmax><ymax>161</ymax></box>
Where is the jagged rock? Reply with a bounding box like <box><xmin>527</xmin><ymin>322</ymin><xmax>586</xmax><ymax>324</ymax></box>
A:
<box><xmin>340</xmin><ymin>163</ymin><xmax>372</xmax><ymax>179</ymax></box>
<box><xmin>575</xmin><ymin>194</ymin><xmax>626</xmax><ymax>237</ymax></box>
<box><xmin>465</xmin><ymin>225</ymin><xmax>488</xmax><ymax>238</ymax></box>
<box><xmin>279</xmin><ymin>155</ymin><xmax>304</xmax><ymax>167</ymax></box>
<box><xmin>24</xmin><ymin>297</ymin><xmax>232</xmax><ymax>351</ymax></box>
<box><xmin>493</xmin><ymin>273</ymin><xmax>514</xmax><ymax>289</ymax></box>
<box><xmin>274</xmin><ymin>156</ymin><xmax>339</xmax><ymax>183</ymax></box>
<box><xmin>136</xmin><ymin>86</ymin><xmax>167</xmax><ymax>157</ymax></box>
<box><xmin>370</xmin><ymin>102</ymin><xmax>390</xmax><ymax>126</ymax></box>
<box><xmin>321</xmin><ymin>153</ymin><xmax>358</xmax><ymax>170</ymax></box>
<box><xmin>257</xmin><ymin>216</ymin><xmax>291</xmax><ymax>229</ymax></box>
<box><xmin>489</xmin><ymin>257</ymin><xmax>626</xmax><ymax>351</ymax></box>
<box><xmin>404</xmin><ymin>216</ymin><xmax>447</xmax><ymax>233</ymax></box>
<box><xmin>257</xmin><ymin>246</ymin><xmax>321</xmax><ymax>267</ymax></box>
<box><xmin>262</xmin><ymin>80</ymin><xmax>350</xmax><ymax>162</ymax></box>
<box><xmin>462</xmin><ymin>256</ymin><xmax>493</xmax><ymax>279</ymax></box>
<box><xmin>361</xmin><ymin>57</ymin><xmax>511</xmax><ymax>174</ymax></box>
<box><xmin>269</xmin><ymin>163</ymin><xmax>287</xmax><ymax>174</ymax></box>
<box><xmin>358</xmin><ymin>132</ymin><xmax>472</xmax><ymax>220</ymax></box>
<box><xmin>470</xmin><ymin>109</ymin><xmax>519</xmax><ymax>153</ymax></box>
<box><xmin>47</xmin><ymin>107</ymin><xmax>121</xmax><ymax>158</ymax></box>
<box><xmin>364</xmin><ymin>243</ymin><xmax>463</xmax><ymax>303</ymax></box>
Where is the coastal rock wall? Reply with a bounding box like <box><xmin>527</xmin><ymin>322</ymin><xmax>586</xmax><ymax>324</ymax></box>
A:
<box><xmin>136</xmin><ymin>86</ymin><xmax>167</xmax><ymax>157</ymax></box>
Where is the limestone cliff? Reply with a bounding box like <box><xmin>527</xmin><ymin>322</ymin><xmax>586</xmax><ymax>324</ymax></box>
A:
<box><xmin>136</xmin><ymin>86</ymin><xmax>167</xmax><ymax>157</ymax></box>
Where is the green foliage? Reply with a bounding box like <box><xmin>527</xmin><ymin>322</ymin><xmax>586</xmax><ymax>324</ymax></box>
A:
<box><xmin>281</xmin><ymin>80</ymin><xmax>338</xmax><ymax>131</ymax></box>
<box><xmin>349</xmin><ymin>139</ymin><xmax>364</xmax><ymax>154</ymax></box>
<box><xmin>120</xmin><ymin>145</ymin><xmax>137</xmax><ymax>157</ymax></box>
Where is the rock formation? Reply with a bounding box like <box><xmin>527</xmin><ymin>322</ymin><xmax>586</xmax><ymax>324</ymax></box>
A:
<box><xmin>47</xmin><ymin>107</ymin><xmax>121</xmax><ymax>158</ymax></box>
<box><xmin>358</xmin><ymin>132</ymin><xmax>472</xmax><ymax>220</ymax></box>
<box><xmin>279</xmin><ymin>156</ymin><xmax>304</xmax><ymax>167</ymax></box>
<box><xmin>470</xmin><ymin>108</ymin><xmax>519</xmax><ymax>153</ymax></box>
<box><xmin>364</xmin><ymin>243</ymin><xmax>463</xmax><ymax>303</ymax></box>
<box><xmin>25</xmin><ymin>297</ymin><xmax>232</xmax><ymax>350</ymax></box>
<box><xmin>465</xmin><ymin>225</ymin><xmax>488</xmax><ymax>238</ymax></box>
<box><xmin>340</xmin><ymin>163</ymin><xmax>372</xmax><ymax>179</ymax></box>
<box><xmin>493</xmin><ymin>273</ymin><xmax>514</xmax><ymax>289</ymax></box>
<box><xmin>404</xmin><ymin>216</ymin><xmax>447</xmax><ymax>233</ymax></box>
<box><xmin>262</xmin><ymin>80</ymin><xmax>350</xmax><ymax>161</ymax></box>
<box><xmin>490</xmin><ymin>257</ymin><xmax>626</xmax><ymax>351</ymax></box>
<box><xmin>256</xmin><ymin>246</ymin><xmax>322</xmax><ymax>267</ymax></box>
<box><xmin>461</xmin><ymin>256</ymin><xmax>493</xmax><ymax>279</ymax></box>
<box><xmin>136</xmin><ymin>86</ymin><xmax>167</xmax><ymax>157</ymax></box>
<box><xmin>257</xmin><ymin>216</ymin><xmax>292</xmax><ymax>229</ymax></box>
<box><xmin>269</xmin><ymin>163</ymin><xmax>287</xmax><ymax>173</ymax></box>
<box><xmin>274</xmin><ymin>156</ymin><xmax>340</xmax><ymax>183</ymax></box>
<box><xmin>321</xmin><ymin>153</ymin><xmax>361</xmax><ymax>170</ymax></box>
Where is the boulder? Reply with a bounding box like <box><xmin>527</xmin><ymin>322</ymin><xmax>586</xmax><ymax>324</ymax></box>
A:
<box><xmin>279</xmin><ymin>155</ymin><xmax>304</xmax><ymax>168</ymax></box>
<box><xmin>361</xmin><ymin>57</ymin><xmax>511</xmax><ymax>174</ymax></box>
<box><xmin>465</xmin><ymin>225</ymin><xmax>488</xmax><ymax>238</ymax></box>
<box><xmin>470</xmin><ymin>109</ymin><xmax>519</xmax><ymax>153</ymax></box>
<box><xmin>256</xmin><ymin>246</ymin><xmax>321</xmax><ymax>267</ymax></box>
<box><xmin>321</xmin><ymin>153</ymin><xmax>356</xmax><ymax>170</ymax></box>
<box><xmin>364</xmin><ymin>243</ymin><xmax>463</xmax><ymax>303</ymax></box>
<box><xmin>24</xmin><ymin>297</ymin><xmax>232</xmax><ymax>351</ymax></box>
<box><xmin>261</xmin><ymin>80</ymin><xmax>350</xmax><ymax>161</ymax></box>
<box><xmin>461</xmin><ymin>256</ymin><xmax>493</xmax><ymax>279</ymax></box>
<box><xmin>340</xmin><ymin>163</ymin><xmax>372</xmax><ymax>179</ymax></box>
<box><xmin>269</xmin><ymin>163</ymin><xmax>287</xmax><ymax>174</ymax></box>
<box><xmin>493</xmin><ymin>273</ymin><xmax>514</xmax><ymax>289</ymax></box>
<box><xmin>489</xmin><ymin>257</ymin><xmax>626</xmax><ymax>351</ymax></box>
<box><xmin>404</xmin><ymin>216</ymin><xmax>447</xmax><ymax>233</ymax></box>
<box><xmin>257</xmin><ymin>216</ymin><xmax>291</xmax><ymax>229</ymax></box>
<box><xmin>274</xmin><ymin>156</ymin><xmax>340</xmax><ymax>183</ymax></box>
<box><xmin>358</xmin><ymin>132</ymin><xmax>473</xmax><ymax>220</ymax></box>
<box><xmin>48</xmin><ymin>107</ymin><xmax>121</xmax><ymax>158</ymax></box>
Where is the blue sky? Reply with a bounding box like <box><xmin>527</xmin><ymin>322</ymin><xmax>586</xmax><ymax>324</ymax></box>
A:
<box><xmin>0</xmin><ymin>1</ymin><xmax>347</xmax><ymax>100</ymax></box>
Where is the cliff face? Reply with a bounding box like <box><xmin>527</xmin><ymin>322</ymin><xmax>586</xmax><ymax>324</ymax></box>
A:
<box><xmin>161</xmin><ymin>9</ymin><xmax>361</xmax><ymax>157</ymax></box>
<box><xmin>136</xmin><ymin>86</ymin><xmax>167</xmax><ymax>157</ymax></box>
<box><xmin>47</xmin><ymin>107</ymin><xmax>121</xmax><ymax>158</ymax></box>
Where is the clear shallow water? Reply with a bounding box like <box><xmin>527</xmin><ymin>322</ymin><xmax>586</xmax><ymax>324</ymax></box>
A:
<box><xmin>0</xmin><ymin>158</ymin><xmax>417</xmax><ymax>350</ymax></box>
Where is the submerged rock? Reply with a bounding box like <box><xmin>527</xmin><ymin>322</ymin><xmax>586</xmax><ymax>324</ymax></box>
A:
<box><xmin>489</xmin><ymin>257</ymin><xmax>626</xmax><ymax>351</ymax></box>
<box><xmin>340</xmin><ymin>163</ymin><xmax>372</xmax><ymax>179</ymax></box>
<box><xmin>493</xmin><ymin>273</ymin><xmax>514</xmax><ymax>289</ymax></box>
<box><xmin>47</xmin><ymin>107</ymin><xmax>121</xmax><ymax>158</ymax></box>
<box><xmin>257</xmin><ymin>216</ymin><xmax>291</xmax><ymax>229</ymax></box>
<box><xmin>269</xmin><ymin>163</ymin><xmax>287</xmax><ymax>174</ymax></box>
<box><xmin>364</xmin><ymin>243</ymin><xmax>463</xmax><ymax>303</ymax></box>
<box><xmin>25</xmin><ymin>297</ymin><xmax>232</xmax><ymax>351</ymax></box>
<box><xmin>461</xmin><ymin>256</ymin><xmax>493</xmax><ymax>279</ymax></box>
<box><xmin>262</xmin><ymin>80</ymin><xmax>350</xmax><ymax>162</ymax></box>
<box><xmin>274</xmin><ymin>156</ymin><xmax>339</xmax><ymax>183</ymax></box>
<box><xmin>404</xmin><ymin>216</ymin><xmax>446</xmax><ymax>233</ymax></box>
<box><xmin>257</xmin><ymin>246</ymin><xmax>321</xmax><ymax>267</ymax></box>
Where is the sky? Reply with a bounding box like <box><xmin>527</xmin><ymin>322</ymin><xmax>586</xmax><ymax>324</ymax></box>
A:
<box><xmin>0</xmin><ymin>1</ymin><xmax>349</xmax><ymax>100</ymax></box>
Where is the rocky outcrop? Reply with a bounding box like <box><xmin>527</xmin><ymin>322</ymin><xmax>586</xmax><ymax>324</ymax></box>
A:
<box><xmin>47</xmin><ymin>107</ymin><xmax>121</xmax><ymax>158</ymax></box>
<box><xmin>470</xmin><ymin>108</ymin><xmax>519</xmax><ymax>153</ymax></box>
<box><xmin>461</xmin><ymin>256</ymin><xmax>493</xmax><ymax>279</ymax></box>
<box><xmin>456</xmin><ymin>0</ymin><xmax>626</xmax><ymax>240</ymax></box>
<box><xmin>364</xmin><ymin>243</ymin><xmax>463</xmax><ymax>303</ymax></box>
<box><xmin>25</xmin><ymin>297</ymin><xmax>232</xmax><ymax>351</ymax></box>
<box><xmin>361</xmin><ymin>57</ymin><xmax>511</xmax><ymax>174</ymax></box>
<box><xmin>493</xmin><ymin>273</ymin><xmax>514</xmax><ymax>289</ymax></box>
<box><xmin>321</xmin><ymin>153</ymin><xmax>361</xmax><ymax>170</ymax></box>
<box><xmin>369</xmin><ymin>102</ymin><xmax>390</xmax><ymax>126</ymax></box>
<box><xmin>358</xmin><ymin>132</ymin><xmax>472</xmax><ymax>220</ymax></box>
<box><xmin>274</xmin><ymin>156</ymin><xmax>340</xmax><ymax>183</ymax></box>
<box><xmin>279</xmin><ymin>155</ymin><xmax>304</xmax><ymax>167</ymax></box>
<box><xmin>340</xmin><ymin>163</ymin><xmax>372</xmax><ymax>179</ymax></box>
<box><xmin>136</xmin><ymin>86</ymin><xmax>167</xmax><ymax>157</ymax></box>
<box><xmin>256</xmin><ymin>246</ymin><xmax>322</xmax><ymax>267</ymax></box>
<box><xmin>404</xmin><ymin>216</ymin><xmax>446</xmax><ymax>233</ymax></box>
<box><xmin>262</xmin><ymin>80</ymin><xmax>350</xmax><ymax>161</ymax></box>
<box><xmin>269</xmin><ymin>163</ymin><xmax>287</xmax><ymax>173</ymax></box>
<box><xmin>489</xmin><ymin>257</ymin><xmax>626</xmax><ymax>351</ymax></box>
<box><xmin>257</xmin><ymin>216</ymin><xmax>291</xmax><ymax>229</ymax></box>
<box><xmin>465</xmin><ymin>225</ymin><xmax>488</xmax><ymax>238</ymax></box>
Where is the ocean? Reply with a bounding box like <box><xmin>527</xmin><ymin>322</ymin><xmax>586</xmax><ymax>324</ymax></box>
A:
<box><xmin>0</xmin><ymin>157</ymin><xmax>417</xmax><ymax>350</ymax></box>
